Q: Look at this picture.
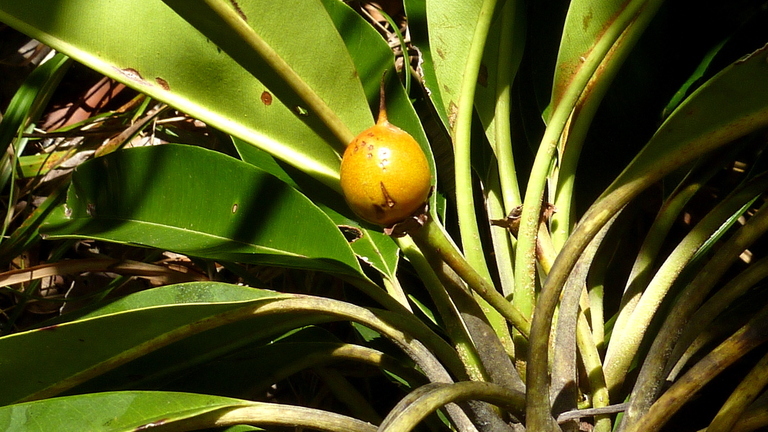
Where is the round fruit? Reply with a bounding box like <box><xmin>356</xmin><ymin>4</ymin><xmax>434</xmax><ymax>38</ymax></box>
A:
<box><xmin>340</xmin><ymin>97</ymin><xmax>431</xmax><ymax>227</ymax></box>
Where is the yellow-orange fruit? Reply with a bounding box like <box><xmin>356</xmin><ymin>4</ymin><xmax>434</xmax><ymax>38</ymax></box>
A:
<box><xmin>340</xmin><ymin>117</ymin><xmax>431</xmax><ymax>227</ymax></box>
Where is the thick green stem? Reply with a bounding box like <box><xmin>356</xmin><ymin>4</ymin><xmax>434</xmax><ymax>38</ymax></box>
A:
<box><xmin>397</xmin><ymin>236</ymin><xmax>488</xmax><ymax>382</ymax></box>
<box><xmin>448</xmin><ymin>0</ymin><xmax>513</xmax><ymax>349</ymax></box>
<box><xmin>410</xmin><ymin>217</ymin><xmax>530</xmax><ymax>338</ymax></box>
<box><xmin>401</xmin><ymin>235</ymin><xmax>525</xmax><ymax>394</ymax></box>
<box><xmin>524</xmin><ymin>1</ymin><xmax>667</xmax><ymax>429</ymax></box>
<box><xmin>452</xmin><ymin>0</ymin><xmax>497</xmax><ymax>278</ymax></box>
<box><xmin>611</xmin><ymin>156</ymin><xmax>726</xmax><ymax>356</ymax></box>
<box><xmin>611</xmin><ymin>180</ymin><xmax>703</xmax><ymax>343</ymax></box>
<box><xmin>493</xmin><ymin>0</ymin><xmax>524</xmax><ymax>212</ymax></box>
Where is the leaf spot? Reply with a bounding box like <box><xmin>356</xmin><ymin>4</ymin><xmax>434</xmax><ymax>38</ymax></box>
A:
<box><xmin>155</xmin><ymin>77</ymin><xmax>170</xmax><ymax>90</ymax></box>
<box><xmin>229</xmin><ymin>0</ymin><xmax>247</xmax><ymax>21</ymax></box>
<box><xmin>261</xmin><ymin>91</ymin><xmax>272</xmax><ymax>106</ymax></box>
<box><xmin>118</xmin><ymin>67</ymin><xmax>146</xmax><ymax>85</ymax></box>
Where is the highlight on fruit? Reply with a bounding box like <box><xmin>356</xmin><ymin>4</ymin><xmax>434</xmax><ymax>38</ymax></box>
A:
<box><xmin>339</xmin><ymin>81</ymin><xmax>431</xmax><ymax>228</ymax></box>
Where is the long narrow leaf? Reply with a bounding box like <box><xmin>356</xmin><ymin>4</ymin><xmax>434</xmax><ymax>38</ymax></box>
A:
<box><xmin>0</xmin><ymin>0</ymin><xmax>371</xmax><ymax>188</ymax></box>
<box><xmin>40</xmin><ymin>144</ymin><xmax>363</xmax><ymax>276</ymax></box>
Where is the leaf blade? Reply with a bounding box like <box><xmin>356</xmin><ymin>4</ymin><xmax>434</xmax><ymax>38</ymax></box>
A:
<box><xmin>40</xmin><ymin>145</ymin><xmax>363</xmax><ymax>276</ymax></box>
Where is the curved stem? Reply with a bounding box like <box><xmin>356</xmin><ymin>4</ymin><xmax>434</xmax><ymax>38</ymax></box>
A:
<box><xmin>493</xmin><ymin>0</ymin><xmax>524</xmax><ymax>212</ymax></box>
<box><xmin>622</xmin><ymin>302</ymin><xmax>768</xmax><ymax>432</ymax></box>
<box><xmin>409</xmin><ymin>217</ymin><xmax>530</xmax><ymax>337</ymax></box>
<box><xmin>403</xmin><ymin>232</ymin><xmax>527</xmax><ymax>426</ymax></box>
<box><xmin>620</xmin><ymin>198</ymin><xmax>768</xmax><ymax>430</ymax></box>
<box><xmin>378</xmin><ymin>381</ymin><xmax>528</xmax><ymax>432</ymax></box>
<box><xmin>397</xmin><ymin>236</ymin><xmax>487</xmax><ymax>382</ymax></box>
<box><xmin>523</xmin><ymin>1</ymin><xmax>667</xmax><ymax>429</ymax></box>
<box><xmin>611</xmin><ymin>179</ymin><xmax>704</xmax><ymax>345</ymax></box>
<box><xmin>605</xmin><ymin>174</ymin><xmax>768</xmax><ymax>396</ymax></box>
<box><xmin>452</xmin><ymin>0</ymin><xmax>497</xmax><ymax>277</ymax></box>
<box><xmin>199</xmin><ymin>403</ymin><xmax>378</xmax><ymax>432</ymax></box>
<box><xmin>447</xmin><ymin>0</ymin><xmax>513</xmax><ymax>348</ymax></box>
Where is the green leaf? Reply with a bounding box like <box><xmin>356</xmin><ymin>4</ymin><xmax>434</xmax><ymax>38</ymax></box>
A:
<box><xmin>40</xmin><ymin>144</ymin><xmax>363</xmax><ymax>277</ymax></box>
<box><xmin>606</xmin><ymin>44</ymin><xmax>768</xmax><ymax>198</ymax></box>
<box><xmin>319</xmin><ymin>0</ymin><xmax>392</xmax><ymax>111</ymax></box>
<box><xmin>403</xmin><ymin>0</ymin><xmax>450</xmax><ymax>128</ymax></box>
<box><xmin>0</xmin><ymin>282</ymin><xmax>450</xmax><ymax>406</ymax></box>
<box><xmin>0</xmin><ymin>391</ymin><xmax>376</xmax><ymax>432</ymax></box>
<box><xmin>0</xmin><ymin>391</ymin><xmax>250</xmax><ymax>432</ymax></box>
<box><xmin>427</xmin><ymin>0</ymin><xmax>484</xmax><ymax>129</ymax></box>
<box><xmin>0</xmin><ymin>283</ymin><xmax>288</xmax><ymax>405</ymax></box>
<box><xmin>0</xmin><ymin>0</ymin><xmax>373</xmax><ymax>188</ymax></box>
<box><xmin>550</xmin><ymin>0</ymin><xmax>636</xmax><ymax>112</ymax></box>
<box><xmin>232</xmin><ymin>137</ymin><xmax>400</xmax><ymax>280</ymax></box>
<box><xmin>474</xmin><ymin>0</ymin><xmax>525</xmax><ymax>140</ymax></box>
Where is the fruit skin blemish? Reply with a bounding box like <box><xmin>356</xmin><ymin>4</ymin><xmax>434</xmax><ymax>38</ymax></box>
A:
<box><xmin>340</xmin><ymin>82</ymin><xmax>431</xmax><ymax>227</ymax></box>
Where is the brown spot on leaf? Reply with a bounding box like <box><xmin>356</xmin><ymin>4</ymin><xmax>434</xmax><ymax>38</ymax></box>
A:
<box><xmin>477</xmin><ymin>64</ymin><xmax>488</xmax><ymax>87</ymax></box>
<box><xmin>229</xmin><ymin>0</ymin><xmax>247</xmax><ymax>21</ymax></box>
<box><xmin>583</xmin><ymin>9</ymin><xmax>593</xmax><ymax>31</ymax></box>
<box><xmin>261</xmin><ymin>91</ymin><xmax>273</xmax><ymax>106</ymax></box>
<box><xmin>155</xmin><ymin>77</ymin><xmax>170</xmax><ymax>90</ymax></box>
<box><xmin>118</xmin><ymin>68</ymin><xmax>145</xmax><ymax>84</ymax></box>
<box><xmin>448</xmin><ymin>101</ymin><xmax>458</xmax><ymax>128</ymax></box>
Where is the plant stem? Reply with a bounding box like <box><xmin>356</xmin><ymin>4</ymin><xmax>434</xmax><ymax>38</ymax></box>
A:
<box><xmin>706</xmin><ymin>350</ymin><xmax>768</xmax><ymax>432</ymax></box>
<box><xmin>612</xmin><ymin>179</ymin><xmax>704</xmax><ymax>344</ymax></box>
<box><xmin>202</xmin><ymin>0</ymin><xmax>355</xmax><ymax>150</ymax></box>
<box><xmin>401</xmin><ymin>234</ymin><xmax>525</xmax><ymax>394</ymax></box>
<box><xmin>192</xmin><ymin>403</ymin><xmax>378</xmax><ymax>432</ymax></box>
<box><xmin>452</xmin><ymin>0</ymin><xmax>497</xmax><ymax>279</ymax></box>
<box><xmin>378</xmin><ymin>381</ymin><xmax>527</xmax><ymax>432</ymax></box>
<box><xmin>493</xmin><ymin>0</ymin><xmax>524</xmax><ymax>212</ymax></box>
<box><xmin>485</xmin><ymin>0</ymin><xmax>524</xmax><ymax>308</ymax></box>
<box><xmin>667</xmin><ymin>254</ymin><xmax>768</xmax><ymax>379</ymax></box>
<box><xmin>397</xmin><ymin>236</ymin><xmax>488</xmax><ymax>382</ymax></box>
<box><xmin>524</xmin><ymin>0</ymin><xmax>667</xmax><ymax>429</ymax></box>
<box><xmin>620</xmin><ymin>197</ymin><xmax>768</xmax><ymax>430</ymax></box>
<box><xmin>409</xmin><ymin>217</ymin><xmax>530</xmax><ymax>337</ymax></box>
<box><xmin>604</xmin><ymin>174</ymin><xmax>768</xmax><ymax>396</ymax></box>
<box><xmin>448</xmin><ymin>0</ymin><xmax>517</xmax><ymax>365</ymax></box>
<box><xmin>622</xmin><ymin>302</ymin><xmax>768</xmax><ymax>432</ymax></box>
